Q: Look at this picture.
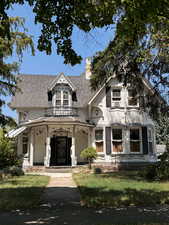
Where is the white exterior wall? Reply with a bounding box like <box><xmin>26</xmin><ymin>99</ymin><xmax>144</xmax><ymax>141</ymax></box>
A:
<box><xmin>75</xmin><ymin>129</ymin><xmax>88</xmax><ymax>163</ymax></box>
<box><xmin>33</xmin><ymin>126</ymin><xmax>46</xmax><ymax>164</ymax></box>
<box><xmin>89</xmin><ymin>78</ymin><xmax>156</xmax><ymax>163</ymax></box>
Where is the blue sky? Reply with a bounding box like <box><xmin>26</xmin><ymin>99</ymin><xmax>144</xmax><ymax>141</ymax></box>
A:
<box><xmin>2</xmin><ymin>3</ymin><xmax>114</xmax><ymax>120</ymax></box>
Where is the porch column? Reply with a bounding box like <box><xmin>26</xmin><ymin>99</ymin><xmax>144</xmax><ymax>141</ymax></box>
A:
<box><xmin>71</xmin><ymin>125</ymin><xmax>77</xmax><ymax>167</ymax></box>
<box><xmin>44</xmin><ymin>126</ymin><xmax>51</xmax><ymax>167</ymax></box>
<box><xmin>30</xmin><ymin>129</ymin><xmax>34</xmax><ymax>166</ymax></box>
<box><xmin>88</xmin><ymin>127</ymin><xmax>92</xmax><ymax>147</ymax></box>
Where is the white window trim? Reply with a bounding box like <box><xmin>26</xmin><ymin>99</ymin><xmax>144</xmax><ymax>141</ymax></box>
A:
<box><xmin>127</xmin><ymin>89</ymin><xmax>139</xmax><ymax>107</ymax></box>
<box><xmin>94</xmin><ymin>128</ymin><xmax>104</xmax><ymax>154</ymax></box>
<box><xmin>111</xmin><ymin>127</ymin><xmax>124</xmax><ymax>154</ymax></box>
<box><xmin>53</xmin><ymin>89</ymin><xmax>72</xmax><ymax>107</ymax></box>
<box><xmin>129</xmin><ymin>127</ymin><xmax>142</xmax><ymax>154</ymax></box>
<box><xmin>111</xmin><ymin>88</ymin><xmax>122</xmax><ymax>103</ymax></box>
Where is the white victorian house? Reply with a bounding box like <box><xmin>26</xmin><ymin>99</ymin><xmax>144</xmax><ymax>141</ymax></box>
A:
<box><xmin>9</xmin><ymin>59</ymin><xmax>157</xmax><ymax>169</ymax></box>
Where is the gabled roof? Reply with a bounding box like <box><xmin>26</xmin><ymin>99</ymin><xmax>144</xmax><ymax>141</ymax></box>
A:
<box><xmin>48</xmin><ymin>73</ymin><xmax>76</xmax><ymax>91</ymax></box>
<box><xmin>10</xmin><ymin>73</ymin><xmax>94</xmax><ymax>109</ymax></box>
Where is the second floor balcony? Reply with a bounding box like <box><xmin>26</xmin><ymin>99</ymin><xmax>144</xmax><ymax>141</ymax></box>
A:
<box><xmin>44</xmin><ymin>107</ymin><xmax>78</xmax><ymax>117</ymax></box>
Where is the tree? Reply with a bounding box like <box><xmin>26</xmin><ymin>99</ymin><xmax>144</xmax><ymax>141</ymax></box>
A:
<box><xmin>1</xmin><ymin>0</ymin><xmax>169</xmax><ymax>116</ymax></box>
<box><xmin>0</xmin><ymin>15</ymin><xmax>34</xmax><ymax>126</ymax></box>
<box><xmin>80</xmin><ymin>147</ymin><xmax>97</xmax><ymax>169</ymax></box>
<box><xmin>155</xmin><ymin>114</ymin><xmax>169</xmax><ymax>149</ymax></box>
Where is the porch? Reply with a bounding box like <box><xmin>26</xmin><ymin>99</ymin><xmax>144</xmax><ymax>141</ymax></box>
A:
<box><xmin>18</xmin><ymin>121</ymin><xmax>94</xmax><ymax>169</ymax></box>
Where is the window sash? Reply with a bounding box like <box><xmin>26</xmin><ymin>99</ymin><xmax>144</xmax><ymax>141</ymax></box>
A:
<box><xmin>112</xmin><ymin>128</ymin><xmax>122</xmax><ymax>140</ymax></box>
<box><xmin>130</xmin><ymin>128</ymin><xmax>140</xmax><ymax>141</ymax></box>
<box><xmin>128</xmin><ymin>90</ymin><xmax>138</xmax><ymax>106</ymax></box>
<box><xmin>112</xmin><ymin>89</ymin><xmax>121</xmax><ymax>101</ymax></box>
<box><xmin>95</xmin><ymin>129</ymin><xmax>103</xmax><ymax>141</ymax></box>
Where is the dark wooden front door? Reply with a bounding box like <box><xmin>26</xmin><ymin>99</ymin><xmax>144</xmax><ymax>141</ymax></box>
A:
<box><xmin>50</xmin><ymin>136</ymin><xmax>71</xmax><ymax>166</ymax></box>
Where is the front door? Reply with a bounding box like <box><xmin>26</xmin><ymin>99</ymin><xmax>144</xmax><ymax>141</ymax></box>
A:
<box><xmin>50</xmin><ymin>136</ymin><xmax>71</xmax><ymax>166</ymax></box>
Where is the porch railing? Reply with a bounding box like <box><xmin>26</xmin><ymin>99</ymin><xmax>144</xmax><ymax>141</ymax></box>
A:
<box><xmin>44</xmin><ymin>107</ymin><xmax>78</xmax><ymax>117</ymax></box>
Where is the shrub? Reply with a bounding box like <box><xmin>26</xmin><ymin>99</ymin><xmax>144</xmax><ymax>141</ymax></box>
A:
<box><xmin>3</xmin><ymin>166</ymin><xmax>24</xmax><ymax>176</ymax></box>
<box><xmin>142</xmin><ymin>151</ymin><xmax>169</xmax><ymax>181</ymax></box>
<box><xmin>80</xmin><ymin>147</ymin><xmax>97</xmax><ymax>169</ymax></box>
<box><xmin>0</xmin><ymin>129</ymin><xmax>21</xmax><ymax>169</ymax></box>
<box><xmin>94</xmin><ymin>167</ymin><xmax>102</xmax><ymax>174</ymax></box>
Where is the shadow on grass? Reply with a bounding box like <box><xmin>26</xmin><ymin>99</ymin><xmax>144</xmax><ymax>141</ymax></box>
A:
<box><xmin>79</xmin><ymin>186</ymin><xmax>169</xmax><ymax>207</ymax></box>
<box><xmin>0</xmin><ymin>186</ymin><xmax>169</xmax><ymax>225</ymax></box>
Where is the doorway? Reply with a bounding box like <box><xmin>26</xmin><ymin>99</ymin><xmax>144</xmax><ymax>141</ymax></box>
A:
<box><xmin>50</xmin><ymin>136</ymin><xmax>71</xmax><ymax>166</ymax></box>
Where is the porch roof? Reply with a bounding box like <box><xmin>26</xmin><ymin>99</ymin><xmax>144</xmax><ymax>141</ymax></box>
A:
<box><xmin>21</xmin><ymin>117</ymin><xmax>95</xmax><ymax>127</ymax></box>
<box><xmin>6</xmin><ymin>126</ymin><xmax>27</xmax><ymax>138</ymax></box>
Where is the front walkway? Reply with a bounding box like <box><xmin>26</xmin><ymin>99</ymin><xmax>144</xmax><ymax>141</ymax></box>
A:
<box><xmin>42</xmin><ymin>173</ymin><xmax>80</xmax><ymax>207</ymax></box>
<box><xmin>0</xmin><ymin>172</ymin><xmax>169</xmax><ymax>225</ymax></box>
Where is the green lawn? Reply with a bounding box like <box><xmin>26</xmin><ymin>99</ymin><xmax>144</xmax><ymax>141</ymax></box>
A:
<box><xmin>74</xmin><ymin>171</ymin><xmax>169</xmax><ymax>207</ymax></box>
<box><xmin>0</xmin><ymin>175</ymin><xmax>49</xmax><ymax>210</ymax></box>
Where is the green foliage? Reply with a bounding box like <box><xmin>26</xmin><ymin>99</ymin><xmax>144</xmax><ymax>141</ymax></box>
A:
<box><xmin>0</xmin><ymin>129</ymin><xmax>21</xmax><ymax>169</ymax></box>
<box><xmin>155</xmin><ymin>114</ymin><xmax>169</xmax><ymax>149</ymax></box>
<box><xmin>1</xmin><ymin>0</ymin><xmax>169</xmax><ymax>115</ymax></box>
<box><xmin>142</xmin><ymin>151</ymin><xmax>169</xmax><ymax>181</ymax></box>
<box><xmin>3</xmin><ymin>166</ymin><xmax>24</xmax><ymax>176</ymax></box>
<box><xmin>0</xmin><ymin>175</ymin><xmax>49</xmax><ymax>210</ymax></box>
<box><xmin>74</xmin><ymin>171</ymin><xmax>169</xmax><ymax>207</ymax></box>
<box><xmin>80</xmin><ymin>147</ymin><xmax>97</xmax><ymax>169</ymax></box>
<box><xmin>0</xmin><ymin>15</ymin><xmax>34</xmax><ymax>126</ymax></box>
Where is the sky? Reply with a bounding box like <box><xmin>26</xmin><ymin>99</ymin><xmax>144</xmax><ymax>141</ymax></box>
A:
<box><xmin>2</xmin><ymin>3</ymin><xmax>114</xmax><ymax>120</ymax></box>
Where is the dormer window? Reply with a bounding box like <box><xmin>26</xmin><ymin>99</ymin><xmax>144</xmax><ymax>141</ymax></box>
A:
<box><xmin>128</xmin><ymin>90</ymin><xmax>138</xmax><ymax>106</ymax></box>
<box><xmin>63</xmin><ymin>91</ymin><xmax>69</xmax><ymax>106</ymax></box>
<box><xmin>112</xmin><ymin>89</ymin><xmax>121</xmax><ymax>102</ymax></box>
<box><xmin>54</xmin><ymin>89</ymin><xmax>70</xmax><ymax>107</ymax></box>
<box><xmin>56</xmin><ymin>91</ymin><xmax>61</xmax><ymax>106</ymax></box>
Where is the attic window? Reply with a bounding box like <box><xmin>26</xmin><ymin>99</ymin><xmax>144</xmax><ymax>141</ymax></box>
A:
<box><xmin>128</xmin><ymin>90</ymin><xmax>138</xmax><ymax>106</ymax></box>
<box><xmin>112</xmin><ymin>89</ymin><xmax>121</xmax><ymax>102</ymax></box>
<box><xmin>55</xmin><ymin>89</ymin><xmax>70</xmax><ymax>107</ymax></box>
<box><xmin>55</xmin><ymin>91</ymin><xmax>61</xmax><ymax>106</ymax></box>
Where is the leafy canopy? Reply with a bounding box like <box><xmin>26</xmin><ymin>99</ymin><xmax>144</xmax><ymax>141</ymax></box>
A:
<box><xmin>1</xmin><ymin>0</ymin><xmax>169</xmax><ymax>116</ymax></box>
<box><xmin>0</xmin><ymin>14</ymin><xmax>34</xmax><ymax>126</ymax></box>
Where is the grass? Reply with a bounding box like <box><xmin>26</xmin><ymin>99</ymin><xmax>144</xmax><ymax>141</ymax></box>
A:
<box><xmin>0</xmin><ymin>175</ymin><xmax>49</xmax><ymax>210</ymax></box>
<box><xmin>74</xmin><ymin>171</ymin><xmax>169</xmax><ymax>207</ymax></box>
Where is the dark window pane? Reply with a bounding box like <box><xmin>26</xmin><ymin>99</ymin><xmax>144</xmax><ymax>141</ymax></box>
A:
<box><xmin>128</xmin><ymin>98</ymin><xmax>137</xmax><ymax>106</ymax></box>
<box><xmin>56</xmin><ymin>100</ymin><xmax>61</xmax><ymax>106</ymax></box>
<box><xmin>130</xmin><ymin>142</ymin><xmax>140</xmax><ymax>152</ymax></box>
<box><xmin>112</xmin><ymin>129</ymin><xmax>122</xmax><ymax>140</ymax></box>
<box><xmin>112</xmin><ymin>89</ymin><xmax>121</xmax><ymax>101</ymax></box>
<box><xmin>130</xmin><ymin>129</ymin><xmax>139</xmax><ymax>140</ymax></box>
<box><xmin>95</xmin><ymin>130</ymin><xmax>103</xmax><ymax>140</ymax></box>
<box><xmin>63</xmin><ymin>100</ymin><xmax>69</xmax><ymax>106</ymax></box>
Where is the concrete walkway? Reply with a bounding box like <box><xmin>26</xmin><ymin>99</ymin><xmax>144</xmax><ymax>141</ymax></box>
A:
<box><xmin>26</xmin><ymin>172</ymin><xmax>81</xmax><ymax>207</ymax></box>
<box><xmin>41</xmin><ymin>173</ymin><xmax>81</xmax><ymax>207</ymax></box>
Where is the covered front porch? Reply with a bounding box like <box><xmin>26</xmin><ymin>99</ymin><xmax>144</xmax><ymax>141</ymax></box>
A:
<box><xmin>16</xmin><ymin>118</ymin><xmax>94</xmax><ymax>168</ymax></box>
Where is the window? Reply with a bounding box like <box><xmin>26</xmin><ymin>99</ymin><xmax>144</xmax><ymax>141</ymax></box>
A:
<box><xmin>130</xmin><ymin>128</ymin><xmax>140</xmax><ymax>152</ymax></box>
<box><xmin>148</xmin><ymin>128</ymin><xmax>153</xmax><ymax>154</ymax></box>
<box><xmin>95</xmin><ymin>129</ymin><xmax>103</xmax><ymax>153</ymax></box>
<box><xmin>112</xmin><ymin>89</ymin><xmax>121</xmax><ymax>102</ymax></box>
<box><xmin>128</xmin><ymin>90</ymin><xmax>138</xmax><ymax>106</ymax></box>
<box><xmin>22</xmin><ymin>133</ymin><xmax>28</xmax><ymax>154</ymax></box>
<box><xmin>55</xmin><ymin>90</ymin><xmax>61</xmax><ymax>106</ymax></box>
<box><xmin>55</xmin><ymin>90</ymin><xmax>70</xmax><ymax>107</ymax></box>
<box><xmin>112</xmin><ymin>128</ymin><xmax>123</xmax><ymax>152</ymax></box>
<box><xmin>63</xmin><ymin>91</ymin><xmax>69</xmax><ymax>106</ymax></box>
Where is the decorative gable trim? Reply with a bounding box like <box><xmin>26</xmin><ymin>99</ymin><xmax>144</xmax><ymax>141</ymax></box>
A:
<box><xmin>48</xmin><ymin>73</ymin><xmax>76</xmax><ymax>91</ymax></box>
